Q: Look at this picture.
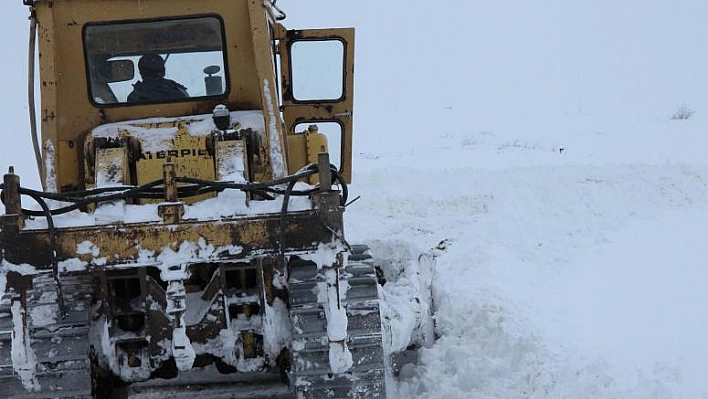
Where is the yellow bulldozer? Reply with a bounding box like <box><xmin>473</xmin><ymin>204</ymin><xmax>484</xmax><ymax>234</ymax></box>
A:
<box><xmin>0</xmin><ymin>1</ymin><xmax>387</xmax><ymax>398</ymax></box>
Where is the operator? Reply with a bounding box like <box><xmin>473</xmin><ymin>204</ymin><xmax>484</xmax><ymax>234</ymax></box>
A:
<box><xmin>127</xmin><ymin>52</ymin><xmax>189</xmax><ymax>102</ymax></box>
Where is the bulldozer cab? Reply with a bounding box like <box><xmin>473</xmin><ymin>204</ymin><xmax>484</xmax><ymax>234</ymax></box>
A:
<box><xmin>30</xmin><ymin>0</ymin><xmax>354</xmax><ymax>192</ymax></box>
<box><xmin>84</xmin><ymin>16</ymin><xmax>226</xmax><ymax>104</ymax></box>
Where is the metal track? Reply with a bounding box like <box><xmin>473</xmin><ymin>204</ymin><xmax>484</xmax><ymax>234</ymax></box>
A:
<box><xmin>0</xmin><ymin>291</ymin><xmax>15</xmax><ymax>386</ymax></box>
<box><xmin>289</xmin><ymin>245</ymin><xmax>386</xmax><ymax>399</ymax></box>
<box><xmin>0</xmin><ymin>274</ymin><xmax>93</xmax><ymax>399</ymax></box>
<box><xmin>1</xmin><ymin>244</ymin><xmax>387</xmax><ymax>399</ymax></box>
<box><xmin>128</xmin><ymin>245</ymin><xmax>387</xmax><ymax>399</ymax></box>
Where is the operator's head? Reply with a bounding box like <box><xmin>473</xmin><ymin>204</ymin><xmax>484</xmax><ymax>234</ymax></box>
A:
<box><xmin>138</xmin><ymin>52</ymin><xmax>165</xmax><ymax>79</ymax></box>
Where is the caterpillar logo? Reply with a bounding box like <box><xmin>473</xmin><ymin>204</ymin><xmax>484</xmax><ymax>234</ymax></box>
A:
<box><xmin>141</xmin><ymin>148</ymin><xmax>210</xmax><ymax>160</ymax></box>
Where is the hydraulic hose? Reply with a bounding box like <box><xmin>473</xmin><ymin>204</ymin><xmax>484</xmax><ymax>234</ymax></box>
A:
<box><xmin>1</xmin><ymin>163</ymin><xmax>346</xmax><ymax>217</ymax></box>
<box><xmin>0</xmin><ymin>163</ymin><xmax>346</xmax><ymax>318</ymax></box>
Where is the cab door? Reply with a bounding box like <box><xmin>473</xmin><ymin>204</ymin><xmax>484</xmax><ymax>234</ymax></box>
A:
<box><xmin>279</xmin><ymin>28</ymin><xmax>355</xmax><ymax>183</ymax></box>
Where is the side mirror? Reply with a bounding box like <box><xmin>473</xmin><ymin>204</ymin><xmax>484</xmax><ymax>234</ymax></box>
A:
<box><xmin>98</xmin><ymin>60</ymin><xmax>135</xmax><ymax>83</ymax></box>
<box><xmin>204</xmin><ymin>65</ymin><xmax>224</xmax><ymax>96</ymax></box>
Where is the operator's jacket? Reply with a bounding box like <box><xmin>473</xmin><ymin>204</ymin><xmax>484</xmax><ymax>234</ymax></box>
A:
<box><xmin>127</xmin><ymin>78</ymin><xmax>189</xmax><ymax>102</ymax></box>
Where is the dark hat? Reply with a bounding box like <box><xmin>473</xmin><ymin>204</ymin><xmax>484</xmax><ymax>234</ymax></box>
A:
<box><xmin>138</xmin><ymin>52</ymin><xmax>165</xmax><ymax>78</ymax></box>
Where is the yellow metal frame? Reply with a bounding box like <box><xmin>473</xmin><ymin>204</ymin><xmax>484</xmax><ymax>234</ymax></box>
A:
<box><xmin>277</xmin><ymin>27</ymin><xmax>356</xmax><ymax>183</ymax></box>
<box><xmin>31</xmin><ymin>0</ymin><xmax>285</xmax><ymax>191</ymax></box>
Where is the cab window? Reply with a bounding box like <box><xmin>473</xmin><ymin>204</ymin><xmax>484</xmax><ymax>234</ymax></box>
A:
<box><xmin>84</xmin><ymin>16</ymin><xmax>228</xmax><ymax>105</ymax></box>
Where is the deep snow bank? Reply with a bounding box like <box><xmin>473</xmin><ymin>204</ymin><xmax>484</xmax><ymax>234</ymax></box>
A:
<box><xmin>345</xmin><ymin>133</ymin><xmax>708</xmax><ymax>398</ymax></box>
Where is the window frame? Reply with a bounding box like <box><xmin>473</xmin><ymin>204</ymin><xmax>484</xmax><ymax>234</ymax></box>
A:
<box><xmin>82</xmin><ymin>14</ymin><xmax>231</xmax><ymax>108</ymax></box>
<box><xmin>287</xmin><ymin>37</ymin><xmax>348</xmax><ymax>104</ymax></box>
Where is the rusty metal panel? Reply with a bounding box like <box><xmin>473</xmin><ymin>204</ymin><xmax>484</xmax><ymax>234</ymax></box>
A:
<box><xmin>96</xmin><ymin>146</ymin><xmax>129</xmax><ymax>186</ymax></box>
<box><xmin>57</xmin><ymin>140</ymin><xmax>80</xmax><ymax>191</ymax></box>
<box><xmin>0</xmin><ymin>211</ymin><xmax>339</xmax><ymax>271</ymax></box>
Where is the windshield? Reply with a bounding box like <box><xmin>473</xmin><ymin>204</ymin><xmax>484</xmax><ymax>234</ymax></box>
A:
<box><xmin>84</xmin><ymin>16</ymin><xmax>228</xmax><ymax>105</ymax></box>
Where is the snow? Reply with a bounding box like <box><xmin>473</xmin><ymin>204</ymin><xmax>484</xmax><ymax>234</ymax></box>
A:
<box><xmin>182</xmin><ymin>291</ymin><xmax>218</xmax><ymax>326</ymax></box>
<box><xmin>2</xmin><ymin>1</ymin><xmax>708</xmax><ymax>398</ymax></box>
<box><xmin>172</xmin><ymin>326</ymin><xmax>196</xmax><ymax>372</ymax></box>
<box><xmin>42</xmin><ymin>140</ymin><xmax>56</xmax><ymax>193</ymax></box>
<box><xmin>29</xmin><ymin>299</ymin><xmax>57</xmax><ymax>328</ymax></box>
<box><xmin>347</xmin><ymin>153</ymin><xmax>708</xmax><ymax>398</ymax></box>
<box><xmin>215</xmin><ymin>139</ymin><xmax>248</xmax><ymax>182</ymax></box>
<box><xmin>0</xmin><ymin>260</ymin><xmax>39</xmax><ymax>276</ymax></box>
<box><xmin>262</xmin><ymin>297</ymin><xmax>293</xmax><ymax>365</ymax></box>
<box><xmin>319</xmin><ymin>267</ymin><xmax>354</xmax><ymax>373</ymax></box>
<box><xmin>11</xmin><ymin>301</ymin><xmax>39</xmax><ymax>391</ymax></box>
<box><xmin>263</xmin><ymin>79</ymin><xmax>287</xmax><ymax>179</ymax></box>
<box><xmin>21</xmin><ymin>189</ymin><xmax>312</xmax><ymax>230</ymax></box>
<box><xmin>58</xmin><ymin>257</ymin><xmax>88</xmax><ymax>273</ymax></box>
<box><xmin>377</xmin><ymin>248</ymin><xmax>435</xmax><ymax>353</ymax></box>
<box><xmin>91</xmin><ymin>110</ymin><xmax>268</xmax><ymax>142</ymax></box>
<box><xmin>301</xmin><ymin>242</ymin><xmax>356</xmax><ymax>373</ymax></box>
<box><xmin>299</xmin><ymin>241</ymin><xmax>345</xmax><ymax>270</ymax></box>
<box><xmin>76</xmin><ymin>240</ymin><xmax>100</xmax><ymax>257</ymax></box>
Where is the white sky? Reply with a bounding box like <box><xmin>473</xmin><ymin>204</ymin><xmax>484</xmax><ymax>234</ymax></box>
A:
<box><xmin>5</xmin><ymin>1</ymin><xmax>708</xmax><ymax>187</ymax></box>
<box><xmin>1</xmin><ymin>3</ymin><xmax>39</xmax><ymax>188</ymax></box>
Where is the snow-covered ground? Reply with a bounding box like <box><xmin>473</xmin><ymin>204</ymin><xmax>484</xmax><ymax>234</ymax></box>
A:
<box><xmin>3</xmin><ymin>1</ymin><xmax>708</xmax><ymax>398</ymax></box>
<box><xmin>346</xmin><ymin>126</ymin><xmax>708</xmax><ymax>398</ymax></box>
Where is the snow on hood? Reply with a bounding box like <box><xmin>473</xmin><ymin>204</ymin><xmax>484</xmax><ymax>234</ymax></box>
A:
<box><xmin>91</xmin><ymin>110</ymin><xmax>267</xmax><ymax>142</ymax></box>
<box><xmin>22</xmin><ymin>189</ymin><xmax>313</xmax><ymax>230</ymax></box>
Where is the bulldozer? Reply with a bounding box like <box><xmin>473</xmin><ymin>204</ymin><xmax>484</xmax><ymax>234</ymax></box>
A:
<box><xmin>0</xmin><ymin>0</ymin><xmax>388</xmax><ymax>398</ymax></box>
